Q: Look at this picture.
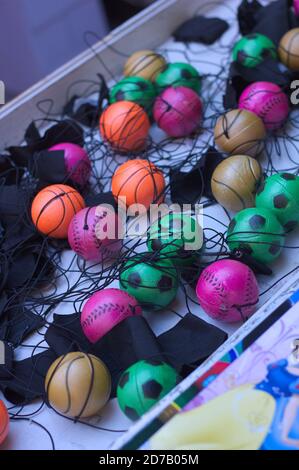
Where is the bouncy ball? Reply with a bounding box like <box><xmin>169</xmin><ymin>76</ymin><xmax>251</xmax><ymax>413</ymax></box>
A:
<box><xmin>232</xmin><ymin>33</ymin><xmax>277</xmax><ymax>68</ymax></box>
<box><xmin>196</xmin><ymin>259</ymin><xmax>259</xmax><ymax>323</ymax></box>
<box><xmin>256</xmin><ymin>173</ymin><xmax>299</xmax><ymax>232</ymax></box>
<box><xmin>0</xmin><ymin>400</ymin><xmax>9</xmax><ymax>445</ymax></box>
<box><xmin>227</xmin><ymin>207</ymin><xmax>285</xmax><ymax>264</ymax></box>
<box><xmin>45</xmin><ymin>352</ymin><xmax>111</xmax><ymax>419</ymax></box>
<box><xmin>279</xmin><ymin>28</ymin><xmax>299</xmax><ymax>71</ymax></box>
<box><xmin>155</xmin><ymin>62</ymin><xmax>202</xmax><ymax>94</ymax></box>
<box><xmin>117</xmin><ymin>359</ymin><xmax>179</xmax><ymax>421</ymax></box>
<box><xmin>48</xmin><ymin>142</ymin><xmax>91</xmax><ymax>186</ymax></box>
<box><xmin>147</xmin><ymin>213</ymin><xmax>203</xmax><ymax>267</ymax></box>
<box><xmin>81</xmin><ymin>288</ymin><xmax>142</xmax><ymax>343</ymax></box>
<box><xmin>119</xmin><ymin>254</ymin><xmax>179</xmax><ymax>311</ymax></box>
<box><xmin>109</xmin><ymin>77</ymin><xmax>157</xmax><ymax>113</ymax></box>
<box><xmin>31</xmin><ymin>184</ymin><xmax>85</xmax><ymax>239</ymax></box>
<box><xmin>153</xmin><ymin>86</ymin><xmax>203</xmax><ymax>138</ymax></box>
<box><xmin>238</xmin><ymin>82</ymin><xmax>289</xmax><ymax>131</ymax></box>
<box><xmin>111</xmin><ymin>159</ymin><xmax>165</xmax><ymax>210</ymax></box>
<box><xmin>124</xmin><ymin>50</ymin><xmax>167</xmax><ymax>81</ymax></box>
<box><xmin>211</xmin><ymin>155</ymin><xmax>263</xmax><ymax>212</ymax></box>
<box><xmin>214</xmin><ymin>109</ymin><xmax>266</xmax><ymax>156</ymax></box>
<box><xmin>99</xmin><ymin>101</ymin><xmax>150</xmax><ymax>153</ymax></box>
<box><xmin>68</xmin><ymin>205</ymin><xmax>122</xmax><ymax>262</ymax></box>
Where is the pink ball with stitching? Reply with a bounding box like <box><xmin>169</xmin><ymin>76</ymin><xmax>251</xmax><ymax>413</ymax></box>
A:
<box><xmin>294</xmin><ymin>0</ymin><xmax>299</xmax><ymax>16</ymax></box>
<box><xmin>68</xmin><ymin>205</ymin><xmax>122</xmax><ymax>262</ymax></box>
<box><xmin>81</xmin><ymin>288</ymin><xmax>142</xmax><ymax>343</ymax></box>
<box><xmin>49</xmin><ymin>142</ymin><xmax>91</xmax><ymax>186</ymax></box>
<box><xmin>238</xmin><ymin>82</ymin><xmax>289</xmax><ymax>131</ymax></box>
<box><xmin>196</xmin><ymin>259</ymin><xmax>259</xmax><ymax>323</ymax></box>
<box><xmin>153</xmin><ymin>86</ymin><xmax>203</xmax><ymax>137</ymax></box>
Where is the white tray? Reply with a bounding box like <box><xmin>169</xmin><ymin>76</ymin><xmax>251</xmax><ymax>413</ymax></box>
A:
<box><xmin>0</xmin><ymin>0</ymin><xmax>299</xmax><ymax>450</ymax></box>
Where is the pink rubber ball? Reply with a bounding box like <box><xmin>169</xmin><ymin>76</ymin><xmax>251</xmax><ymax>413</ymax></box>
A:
<box><xmin>153</xmin><ymin>86</ymin><xmax>203</xmax><ymax>137</ymax></box>
<box><xmin>81</xmin><ymin>288</ymin><xmax>142</xmax><ymax>343</ymax></box>
<box><xmin>196</xmin><ymin>259</ymin><xmax>259</xmax><ymax>323</ymax></box>
<box><xmin>294</xmin><ymin>0</ymin><xmax>299</xmax><ymax>16</ymax></box>
<box><xmin>238</xmin><ymin>81</ymin><xmax>289</xmax><ymax>131</ymax></box>
<box><xmin>68</xmin><ymin>205</ymin><xmax>122</xmax><ymax>262</ymax></box>
<box><xmin>49</xmin><ymin>142</ymin><xmax>91</xmax><ymax>186</ymax></box>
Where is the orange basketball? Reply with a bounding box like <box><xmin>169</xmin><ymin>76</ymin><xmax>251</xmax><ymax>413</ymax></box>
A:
<box><xmin>0</xmin><ymin>400</ymin><xmax>9</xmax><ymax>445</ymax></box>
<box><xmin>31</xmin><ymin>184</ymin><xmax>85</xmax><ymax>239</ymax></box>
<box><xmin>99</xmin><ymin>101</ymin><xmax>150</xmax><ymax>153</ymax></box>
<box><xmin>111</xmin><ymin>159</ymin><xmax>165</xmax><ymax>209</ymax></box>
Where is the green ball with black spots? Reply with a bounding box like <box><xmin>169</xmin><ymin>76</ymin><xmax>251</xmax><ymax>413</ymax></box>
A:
<box><xmin>226</xmin><ymin>207</ymin><xmax>285</xmax><ymax>264</ymax></box>
<box><xmin>256</xmin><ymin>173</ymin><xmax>299</xmax><ymax>232</ymax></box>
<box><xmin>117</xmin><ymin>360</ymin><xmax>179</xmax><ymax>421</ymax></box>
<box><xmin>109</xmin><ymin>77</ymin><xmax>157</xmax><ymax>112</ymax></box>
<box><xmin>155</xmin><ymin>62</ymin><xmax>202</xmax><ymax>93</ymax></box>
<box><xmin>147</xmin><ymin>213</ymin><xmax>203</xmax><ymax>268</ymax></box>
<box><xmin>119</xmin><ymin>254</ymin><xmax>178</xmax><ymax>311</ymax></box>
<box><xmin>232</xmin><ymin>33</ymin><xmax>277</xmax><ymax>68</ymax></box>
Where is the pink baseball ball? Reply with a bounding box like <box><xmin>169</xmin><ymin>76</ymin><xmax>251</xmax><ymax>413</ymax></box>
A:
<box><xmin>81</xmin><ymin>288</ymin><xmax>142</xmax><ymax>343</ymax></box>
<box><xmin>196</xmin><ymin>259</ymin><xmax>259</xmax><ymax>323</ymax></box>
<box><xmin>68</xmin><ymin>205</ymin><xmax>122</xmax><ymax>262</ymax></box>
<box><xmin>238</xmin><ymin>81</ymin><xmax>289</xmax><ymax>131</ymax></box>
<box><xmin>153</xmin><ymin>86</ymin><xmax>203</xmax><ymax>137</ymax></box>
<box><xmin>294</xmin><ymin>0</ymin><xmax>299</xmax><ymax>16</ymax></box>
<box><xmin>49</xmin><ymin>142</ymin><xmax>91</xmax><ymax>186</ymax></box>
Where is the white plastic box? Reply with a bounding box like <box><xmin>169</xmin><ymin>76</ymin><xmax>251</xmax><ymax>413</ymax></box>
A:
<box><xmin>0</xmin><ymin>0</ymin><xmax>298</xmax><ymax>450</ymax></box>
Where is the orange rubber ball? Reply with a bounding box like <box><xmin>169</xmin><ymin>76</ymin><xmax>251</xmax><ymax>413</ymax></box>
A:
<box><xmin>99</xmin><ymin>101</ymin><xmax>150</xmax><ymax>153</ymax></box>
<box><xmin>31</xmin><ymin>184</ymin><xmax>85</xmax><ymax>239</ymax></box>
<box><xmin>0</xmin><ymin>400</ymin><xmax>9</xmax><ymax>445</ymax></box>
<box><xmin>112</xmin><ymin>159</ymin><xmax>165</xmax><ymax>209</ymax></box>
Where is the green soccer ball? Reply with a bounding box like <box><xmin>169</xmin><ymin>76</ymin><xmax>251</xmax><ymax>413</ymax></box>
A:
<box><xmin>232</xmin><ymin>33</ymin><xmax>277</xmax><ymax>68</ymax></box>
<box><xmin>155</xmin><ymin>62</ymin><xmax>202</xmax><ymax>93</ymax></box>
<box><xmin>119</xmin><ymin>254</ymin><xmax>178</xmax><ymax>311</ymax></box>
<box><xmin>256</xmin><ymin>173</ymin><xmax>299</xmax><ymax>232</ymax></box>
<box><xmin>109</xmin><ymin>76</ymin><xmax>157</xmax><ymax>112</ymax></box>
<box><xmin>147</xmin><ymin>213</ymin><xmax>203</xmax><ymax>268</ymax></box>
<box><xmin>117</xmin><ymin>359</ymin><xmax>179</xmax><ymax>421</ymax></box>
<box><xmin>226</xmin><ymin>207</ymin><xmax>285</xmax><ymax>264</ymax></box>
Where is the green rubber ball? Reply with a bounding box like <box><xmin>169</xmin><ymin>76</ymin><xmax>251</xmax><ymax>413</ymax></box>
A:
<box><xmin>117</xmin><ymin>359</ymin><xmax>179</xmax><ymax>421</ymax></box>
<box><xmin>232</xmin><ymin>33</ymin><xmax>277</xmax><ymax>68</ymax></box>
<box><xmin>119</xmin><ymin>254</ymin><xmax>178</xmax><ymax>311</ymax></box>
<box><xmin>226</xmin><ymin>207</ymin><xmax>285</xmax><ymax>264</ymax></box>
<box><xmin>256</xmin><ymin>173</ymin><xmax>299</xmax><ymax>232</ymax></box>
<box><xmin>147</xmin><ymin>213</ymin><xmax>203</xmax><ymax>268</ymax></box>
<box><xmin>109</xmin><ymin>76</ymin><xmax>157</xmax><ymax>112</ymax></box>
<box><xmin>155</xmin><ymin>62</ymin><xmax>202</xmax><ymax>93</ymax></box>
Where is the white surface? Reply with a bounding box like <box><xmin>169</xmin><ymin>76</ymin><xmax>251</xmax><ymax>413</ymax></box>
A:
<box><xmin>1</xmin><ymin>0</ymin><xmax>299</xmax><ymax>450</ymax></box>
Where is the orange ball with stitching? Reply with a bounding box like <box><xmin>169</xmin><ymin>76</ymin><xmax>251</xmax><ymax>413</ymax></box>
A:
<box><xmin>0</xmin><ymin>400</ymin><xmax>9</xmax><ymax>445</ymax></box>
<box><xmin>99</xmin><ymin>101</ymin><xmax>150</xmax><ymax>153</ymax></box>
<box><xmin>31</xmin><ymin>184</ymin><xmax>85</xmax><ymax>239</ymax></box>
<box><xmin>112</xmin><ymin>159</ymin><xmax>165</xmax><ymax>209</ymax></box>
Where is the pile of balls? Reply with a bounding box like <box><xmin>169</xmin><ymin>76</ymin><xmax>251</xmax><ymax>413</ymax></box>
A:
<box><xmin>26</xmin><ymin>119</ymin><xmax>203</xmax><ymax>427</ymax></box>
<box><xmin>193</xmin><ymin>28</ymin><xmax>299</xmax><ymax>326</ymax></box>
<box><xmin>28</xmin><ymin>149</ymin><xmax>203</xmax><ymax>424</ymax></box>
<box><xmin>195</xmin><ymin>170</ymin><xmax>299</xmax><ymax>325</ymax></box>
<box><xmin>100</xmin><ymin>50</ymin><xmax>204</xmax><ymax>152</ymax></box>
<box><xmin>21</xmin><ymin>26</ymin><xmax>299</xmax><ymax>430</ymax></box>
